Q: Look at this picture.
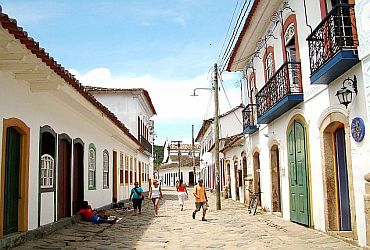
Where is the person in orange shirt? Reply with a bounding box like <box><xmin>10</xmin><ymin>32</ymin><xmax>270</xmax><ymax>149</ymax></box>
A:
<box><xmin>192</xmin><ymin>179</ymin><xmax>208</xmax><ymax>221</ymax></box>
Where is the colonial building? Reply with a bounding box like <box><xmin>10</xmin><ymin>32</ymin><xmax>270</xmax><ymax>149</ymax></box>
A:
<box><xmin>227</xmin><ymin>0</ymin><xmax>369</xmax><ymax>246</ymax></box>
<box><xmin>85</xmin><ymin>87</ymin><xmax>156</xmax><ymax>198</ymax></box>
<box><xmin>0</xmin><ymin>10</ymin><xmax>155</xmax><ymax>238</ymax></box>
<box><xmin>196</xmin><ymin>104</ymin><xmax>244</xmax><ymax>200</ymax></box>
<box><xmin>160</xmin><ymin>141</ymin><xmax>200</xmax><ymax>186</ymax></box>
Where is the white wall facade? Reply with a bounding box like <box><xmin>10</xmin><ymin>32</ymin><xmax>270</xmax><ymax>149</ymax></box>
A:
<box><xmin>228</xmin><ymin>0</ymin><xmax>369</xmax><ymax>246</ymax></box>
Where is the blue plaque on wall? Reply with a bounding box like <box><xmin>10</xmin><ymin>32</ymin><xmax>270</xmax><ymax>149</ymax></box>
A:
<box><xmin>351</xmin><ymin>117</ymin><xmax>365</xmax><ymax>142</ymax></box>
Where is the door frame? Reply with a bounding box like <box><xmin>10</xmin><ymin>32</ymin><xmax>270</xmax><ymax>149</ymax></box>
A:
<box><xmin>1</xmin><ymin>118</ymin><xmax>30</xmax><ymax>237</ymax></box>
<box><xmin>319</xmin><ymin>111</ymin><xmax>357</xmax><ymax>238</ymax></box>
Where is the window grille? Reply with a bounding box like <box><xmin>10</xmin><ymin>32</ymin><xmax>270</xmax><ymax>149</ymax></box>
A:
<box><xmin>41</xmin><ymin>154</ymin><xmax>54</xmax><ymax>188</ymax></box>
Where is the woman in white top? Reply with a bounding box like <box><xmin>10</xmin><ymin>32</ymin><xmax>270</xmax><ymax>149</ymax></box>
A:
<box><xmin>148</xmin><ymin>179</ymin><xmax>163</xmax><ymax>216</ymax></box>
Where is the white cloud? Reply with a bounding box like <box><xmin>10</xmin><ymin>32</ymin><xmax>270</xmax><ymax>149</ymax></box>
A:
<box><xmin>70</xmin><ymin>67</ymin><xmax>241</xmax><ymax>128</ymax></box>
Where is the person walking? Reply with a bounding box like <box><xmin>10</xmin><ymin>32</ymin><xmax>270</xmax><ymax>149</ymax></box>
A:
<box><xmin>176</xmin><ymin>179</ymin><xmax>188</xmax><ymax>211</ymax></box>
<box><xmin>129</xmin><ymin>182</ymin><xmax>144</xmax><ymax>216</ymax></box>
<box><xmin>192</xmin><ymin>179</ymin><xmax>208</xmax><ymax>221</ymax></box>
<box><xmin>148</xmin><ymin>179</ymin><xmax>163</xmax><ymax>216</ymax></box>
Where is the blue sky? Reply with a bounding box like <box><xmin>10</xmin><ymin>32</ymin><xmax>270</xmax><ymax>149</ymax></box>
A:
<box><xmin>1</xmin><ymin>1</ymin><xmax>242</xmax><ymax>145</ymax></box>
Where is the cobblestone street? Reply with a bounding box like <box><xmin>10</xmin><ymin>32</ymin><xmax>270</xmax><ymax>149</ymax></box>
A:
<box><xmin>13</xmin><ymin>187</ymin><xmax>361</xmax><ymax>249</ymax></box>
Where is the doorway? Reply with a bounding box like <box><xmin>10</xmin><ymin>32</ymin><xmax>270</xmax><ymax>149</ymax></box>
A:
<box><xmin>270</xmin><ymin>145</ymin><xmax>281</xmax><ymax>213</ymax></box>
<box><xmin>113</xmin><ymin>151</ymin><xmax>117</xmax><ymax>201</ymax></box>
<box><xmin>322</xmin><ymin>118</ymin><xmax>354</xmax><ymax>233</ymax></box>
<box><xmin>288</xmin><ymin>119</ymin><xmax>310</xmax><ymax>226</ymax></box>
<box><xmin>189</xmin><ymin>172</ymin><xmax>194</xmax><ymax>186</ymax></box>
<box><xmin>253</xmin><ymin>152</ymin><xmax>261</xmax><ymax>206</ymax></box>
<box><xmin>72</xmin><ymin>139</ymin><xmax>84</xmax><ymax>214</ymax></box>
<box><xmin>234</xmin><ymin>160</ymin><xmax>239</xmax><ymax>200</ymax></box>
<box><xmin>58</xmin><ymin>135</ymin><xmax>71</xmax><ymax>219</ymax></box>
<box><xmin>4</xmin><ymin>127</ymin><xmax>21</xmax><ymax>234</ymax></box>
<box><xmin>1</xmin><ymin>118</ymin><xmax>30</xmax><ymax>237</ymax></box>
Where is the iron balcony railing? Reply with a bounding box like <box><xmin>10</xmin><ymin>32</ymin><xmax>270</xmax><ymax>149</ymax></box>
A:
<box><xmin>242</xmin><ymin>104</ymin><xmax>258</xmax><ymax>130</ymax></box>
<box><xmin>140</xmin><ymin>135</ymin><xmax>152</xmax><ymax>154</ymax></box>
<box><xmin>256</xmin><ymin>61</ymin><xmax>302</xmax><ymax>117</ymax></box>
<box><xmin>307</xmin><ymin>3</ymin><xmax>358</xmax><ymax>74</ymax></box>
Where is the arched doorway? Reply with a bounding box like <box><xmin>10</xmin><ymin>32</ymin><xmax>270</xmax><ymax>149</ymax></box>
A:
<box><xmin>226</xmin><ymin>161</ymin><xmax>231</xmax><ymax>198</ymax></box>
<box><xmin>1</xmin><ymin>118</ymin><xmax>30</xmax><ymax>236</ymax></box>
<box><xmin>270</xmin><ymin>145</ymin><xmax>281</xmax><ymax>213</ymax></box>
<box><xmin>58</xmin><ymin>134</ymin><xmax>72</xmax><ymax>219</ymax></box>
<box><xmin>233</xmin><ymin>158</ymin><xmax>239</xmax><ymax>200</ymax></box>
<box><xmin>321</xmin><ymin>115</ymin><xmax>355</xmax><ymax>234</ymax></box>
<box><xmin>253</xmin><ymin>151</ymin><xmax>261</xmax><ymax>206</ymax></box>
<box><xmin>242</xmin><ymin>155</ymin><xmax>247</xmax><ymax>204</ymax></box>
<box><xmin>72</xmin><ymin>139</ymin><xmax>84</xmax><ymax>214</ymax></box>
<box><xmin>288</xmin><ymin>119</ymin><xmax>310</xmax><ymax>226</ymax></box>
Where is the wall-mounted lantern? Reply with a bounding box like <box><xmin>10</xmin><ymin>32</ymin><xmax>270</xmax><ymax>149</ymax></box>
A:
<box><xmin>335</xmin><ymin>75</ymin><xmax>358</xmax><ymax>108</ymax></box>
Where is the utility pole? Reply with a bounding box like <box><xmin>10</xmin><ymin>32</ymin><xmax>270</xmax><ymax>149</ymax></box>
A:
<box><xmin>192</xmin><ymin>125</ymin><xmax>196</xmax><ymax>185</ymax></box>
<box><xmin>214</xmin><ymin>63</ymin><xmax>221</xmax><ymax>211</ymax></box>
<box><xmin>171</xmin><ymin>140</ymin><xmax>182</xmax><ymax>180</ymax></box>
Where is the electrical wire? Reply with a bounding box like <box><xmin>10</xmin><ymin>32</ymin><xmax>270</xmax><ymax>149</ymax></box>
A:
<box><xmin>219</xmin><ymin>0</ymin><xmax>254</xmax><ymax>71</ymax></box>
<box><xmin>218</xmin><ymin>69</ymin><xmax>243</xmax><ymax>126</ymax></box>
<box><xmin>217</xmin><ymin>0</ymin><xmax>241</xmax><ymax>64</ymax></box>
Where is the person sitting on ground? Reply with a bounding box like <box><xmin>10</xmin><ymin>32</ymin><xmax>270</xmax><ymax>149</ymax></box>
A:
<box><xmin>79</xmin><ymin>200</ymin><xmax>117</xmax><ymax>224</ymax></box>
<box><xmin>112</xmin><ymin>197</ymin><xmax>125</xmax><ymax>210</ymax></box>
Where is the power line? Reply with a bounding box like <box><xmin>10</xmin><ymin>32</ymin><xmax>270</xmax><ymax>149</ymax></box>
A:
<box><xmin>219</xmin><ymin>0</ymin><xmax>253</xmax><ymax>71</ymax></box>
<box><xmin>218</xmin><ymin>71</ymin><xmax>243</xmax><ymax>126</ymax></box>
<box><xmin>217</xmin><ymin>0</ymin><xmax>241</xmax><ymax>64</ymax></box>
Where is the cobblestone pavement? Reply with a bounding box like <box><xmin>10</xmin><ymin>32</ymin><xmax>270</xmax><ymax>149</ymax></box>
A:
<box><xmin>13</xmin><ymin>187</ymin><xmax>361</xmax><ymax>249</ymax></box>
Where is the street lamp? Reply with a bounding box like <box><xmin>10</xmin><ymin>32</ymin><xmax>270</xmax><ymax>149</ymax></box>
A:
<box><xmin>335</xmin><ymin>75</ymin><xmax>358</xmax><ymax>108</ymax></box>
<box><xmin>191</xmin><ymin>63</ymin><xmax>221</xmax><ymax>210</ymax></box>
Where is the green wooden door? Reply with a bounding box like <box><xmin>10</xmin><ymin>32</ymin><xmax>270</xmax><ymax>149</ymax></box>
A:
<box><xmin>4</xmin><ymin>127</ymin><xmax>21</xmax><ymax>235</ymax></box>
<box><xmin>288</xmin><ymin>120</ymin><xmax>309</xmax><ymax>226</ymax></box>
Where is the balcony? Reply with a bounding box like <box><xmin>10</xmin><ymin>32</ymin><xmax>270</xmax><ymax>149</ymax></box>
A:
<box><xmin>242</xmin><ymin>104</ymin><xmax>258</xmax><ymax>134</ymax></box>
<box><xmin>307</xmin><ymin>4</ymin><xmax>359</xmax><ymax>84</ymax></box>
<box><xmin>256</xmin><ymin>62</ymin><xmax>303</xmax><ymax>124</ymax></box>
<box><xmin>140</xmin><ymin>136</ymin><xmax>152</xmax><ymax>154</ymax></box>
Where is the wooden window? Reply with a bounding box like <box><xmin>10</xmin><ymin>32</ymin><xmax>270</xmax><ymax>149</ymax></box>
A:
<box><xmin>142</xmin><ymin>164</ymin><xmax>145</xmax><ymax>182</ymax></box>
<box><xmin>125</xmin><ymin>155</ymin><xmax>129</xmax><ymax>184</ymax></box>
<box><xmin>130</xmin><ymin>156</ymin><xmax>133</xmax><ymax>184</ymax></box>
<box><xmin>40</xmin><ymin>154</ymin><xmax>54</xmax><ymax>188</ymax></box>
<box><xmin>134</xmin><ymin>159</ymin><xmax>137</xmax><ymax>182</ymax></box>
<box><xmin>103</xmin><ymin>150</ymin><xmax>109</xmax><ymax>189</ymax></box>
<box><xmin>88</xmin><ymin>143</ymin><xmax>96</xmax><ymax>189</ymax></box>
<box><xmin>120</xmin><ymin>152</ymin><xmax>124</xmax><ymax>184</ymax></box>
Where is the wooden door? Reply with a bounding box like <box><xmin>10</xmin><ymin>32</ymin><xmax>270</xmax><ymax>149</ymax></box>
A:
<box><xmin>113</xmin><ymin>151</ymin><xmax>117</xmax><ymax>200</ymax></box>
<box><xmin>189</xmin><ymin>172</ymin><xmax>194</xmax><ymax>186</ymax></box>
<box><xmin>335</xmin><ymin>128</ymin><xmax>351</xmax><ymax>231</ymax></box>
<box><xmin>72</xmin><ymin>143</ymin><xmax>84</xmax><ymax>214</ymax></box>
<box><xmin>271</xmin><ymin>145</ymin><xmax>281</xmax><ymax>212</ymax></box>
<box><xmin>58</xmin><ymin>139</ymin><xmax>71</xmax><ymax>219</ymax></box>
<box><xmin>288</xmin><ymin>120</ymin><xmax>310</xmax><ymax>226</ymax></box>
<box><xmin>4</xmin><ymin>127</ymin><xmax>20</xmax><ymax>235</ymax></box>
